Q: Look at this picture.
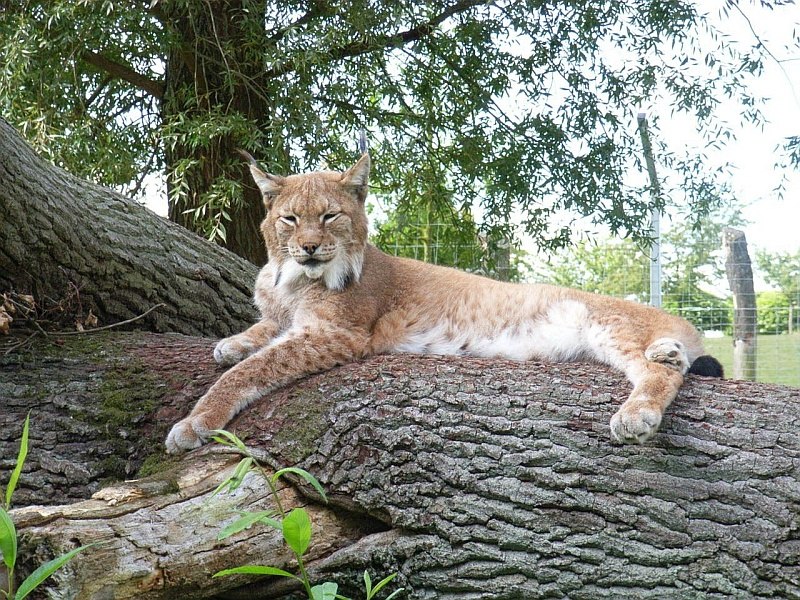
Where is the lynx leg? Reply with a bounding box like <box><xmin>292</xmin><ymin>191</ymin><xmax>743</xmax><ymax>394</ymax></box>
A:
<box><xmin>167</xmin><ymin>326</ymin><xmax>368</xmax><ymax>453</ymax></box>
<box><xmin>610</xmin><ymin>341</ymin><xmax>687</xmax><ymax>444</ymax></box>
<box><xmin>610</xmin><ymin>363</ymin><xmax>684</xmax><ymax>444</ymax></box>
<box><xmin>214</xmin><ymin>319</ymin><xmax>280</xmax><ymax>366</ymax></box>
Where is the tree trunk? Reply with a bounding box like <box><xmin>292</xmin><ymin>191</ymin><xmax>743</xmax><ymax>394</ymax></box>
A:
<box><xmin>3</xmin><ymin>331</ymin><xmax>799</xmax><ymax>599</ymax></box>
<box><xmin>0</xmin><ymin>117</ymin><xmax>258</xmax><ymax>338</ymax></box>
<box><xmin>160</xmin><ymin>0</ymin><xmax>278</xmax><ymax>266</ymax></box>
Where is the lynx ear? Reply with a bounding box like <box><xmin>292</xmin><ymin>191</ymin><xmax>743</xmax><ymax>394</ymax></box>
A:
<box><xmin>340</xmin><ymin>153</ymin><xmax>370</xmax><ymax>201</ymax></box>
<box><xmin>237</xmin><ymin>149</ymin><xmax>285</xmax><ymax>209</ymax></box>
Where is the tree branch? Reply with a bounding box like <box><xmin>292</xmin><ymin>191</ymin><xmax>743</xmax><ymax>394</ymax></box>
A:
<box><xmin>82</xmin><ymin>51</ymin><xmax>165</xmax><ymax>100</ymax></box>
<box><xmin>266</xmin><ymin>0</ymin><xmax>333</xmax><ymax>43</ymax></box>
<box><xmin>264</xmin><ymin>0</ymin><xmax>487</xmax><ymax>79</ymax></box>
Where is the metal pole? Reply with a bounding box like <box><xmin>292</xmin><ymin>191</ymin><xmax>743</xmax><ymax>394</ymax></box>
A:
<box><xmin>637</xmin><ymin>112</ymin><xmax>662</xmax><ymax>308</ymax></box>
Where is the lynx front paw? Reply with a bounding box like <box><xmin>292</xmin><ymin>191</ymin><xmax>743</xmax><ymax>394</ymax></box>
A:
<box><xmin>214</xmin><ymin>336</ymin><xmax>257</xmax><ymax>366</ymax></box>
<box><xmin>165</xmin><ymin>415</ymin><xmax>213</xmax><ymax>454</ymax></box>
<box><xmin>610</xmin><ymin>404</ymin><xmax>662</xmax><ymax>444</ymax></box>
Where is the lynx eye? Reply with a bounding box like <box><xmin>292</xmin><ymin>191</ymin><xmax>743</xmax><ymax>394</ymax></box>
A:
<box><xmin>279</xmin><ymin>215</ymin><xmax>297</xmax><ymax>225</ymax></box>
<box><xmin>323</xmin><ymin>212</ymin><xmax>340</xmax><ymax>223</ymax></box>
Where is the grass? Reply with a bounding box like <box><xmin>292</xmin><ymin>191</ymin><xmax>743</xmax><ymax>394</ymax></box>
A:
<box><xmin>702</xmin><ymin>332</ymin><xmax>800</xmax><ymax>387</ymax></box>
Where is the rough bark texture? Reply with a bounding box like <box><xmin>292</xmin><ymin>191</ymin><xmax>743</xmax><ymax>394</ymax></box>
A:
<box><xmin>0</xmin><ymin>332</ymin><xmax>222</xmax><ymax>506</ymax></box>
<box><xmin>2</xmin><ymin>330</ymin><xmax>799</xmax><ymax>599</ymax></box>
<box><xmin>0</xmin><ymin>117</ymin><xmax>258</xmax><ymax>337</ymax></box>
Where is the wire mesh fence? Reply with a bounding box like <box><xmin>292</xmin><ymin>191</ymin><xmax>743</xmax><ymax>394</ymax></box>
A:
<box><xmin>375</xmin><ymin>223</ymin><xmax>800</xmax><ymax>387</ymax></box>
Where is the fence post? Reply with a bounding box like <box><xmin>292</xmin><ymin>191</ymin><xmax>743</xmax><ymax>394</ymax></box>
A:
<box><xmin>637</xmin><ymin>113</ymin><xmax>662</xmax><ymax>308</ymax></box>
<box><xmin>723</xmin><ymin>227</ymin><xmax>757</xmax><ymax>380</ymax></box>
<box><xmin>493</xmin><ymin>236</ymin><xmax>511</xmax><ymax>282</ymax></box>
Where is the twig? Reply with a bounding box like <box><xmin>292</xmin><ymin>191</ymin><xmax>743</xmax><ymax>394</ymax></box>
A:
<box><xmin>3</xmin><ymin>330</ymin><xmax>43</xmax><ymax>356</ymax></box>
<box><xmin>54</xmin><ymin>303</ymin><xmax>166</xmax><ymax>336</ymax></box>
<box><xmin>2</xmin><ymin>303</ymin><xmax>166</xmax><ymax>355</ymax></box>
<box><xmin>729</xmin><ymin>2</ymin><xmax>799</xmax><ymax>108</ymax></box>
<box><xmin>1</xmin><ymin>295</ymin><xmax>49</xmax><ymax>355</ymax></box>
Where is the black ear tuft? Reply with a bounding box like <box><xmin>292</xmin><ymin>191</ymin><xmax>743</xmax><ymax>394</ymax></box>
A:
<box><xmin>236</xmin><ymin>148</ymin><xmax>259</xmax><ymax>167</ymax></box>
<box><xmin>688</xmin><ymin>355</ymin><xmax>724</xmax><ymax>378</ymax></box>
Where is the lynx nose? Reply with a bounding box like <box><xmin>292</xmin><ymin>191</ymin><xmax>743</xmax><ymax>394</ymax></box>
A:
<box><xmin>302</xmin><ymin>243</ymin><xmax>318</xmax><ymax>255</ymax></box>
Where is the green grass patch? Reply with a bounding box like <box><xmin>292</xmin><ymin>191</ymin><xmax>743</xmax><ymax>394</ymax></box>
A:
<box><xmin>702</xmin><ymin>333</ymin><xmax>800</xmax><ymax>387</ymax></box>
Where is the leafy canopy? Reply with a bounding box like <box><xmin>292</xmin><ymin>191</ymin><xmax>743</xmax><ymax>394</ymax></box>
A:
<box><xmin>0</xmin><ymin>0</ymin><xmax>785</xmax><ymax>252</ymax></box>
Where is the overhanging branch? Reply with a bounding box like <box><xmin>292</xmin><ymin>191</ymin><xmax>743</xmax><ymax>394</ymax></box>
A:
<box><xmin>82</xmin><ymin>50</ymin><xmax>165</xmax><ymax>100</ymax></box>
<box><xmin>264</xmin><ymin>0</ymin><xmax>487</xmax><ymax>79</ymax></box>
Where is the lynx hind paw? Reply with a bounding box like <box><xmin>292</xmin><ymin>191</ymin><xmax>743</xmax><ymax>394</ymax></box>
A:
<box><xmin>165</xmin><ymin>416</ymin><xmax>211</xmax><ymax>454</ymax></box>
<box><xmin>610</xmin><ymin>404</ymin><xmax>662</xmax><ymax>445</ymax></box>
<box><xmin>214</xmin><ymin>336</ymin><xmax>257</xmax><ymax>366</ymax></box>
<box><xmin>645</xmin><ymin>337</ymin><xmax>689</xmax><ymax>374</ymax></box>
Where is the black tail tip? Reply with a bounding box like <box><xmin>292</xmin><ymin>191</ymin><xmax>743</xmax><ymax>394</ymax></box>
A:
<box><xmin>689</xmin><ymin>355</ymin><xmax>724</xmax><ymax>378</ymax></box>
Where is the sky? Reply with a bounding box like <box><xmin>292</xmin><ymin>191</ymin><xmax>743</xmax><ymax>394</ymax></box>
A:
<box><xmin>661</xmin><ymin>1</ymin><xmax>800</xmax><ymax>254</ymax></box>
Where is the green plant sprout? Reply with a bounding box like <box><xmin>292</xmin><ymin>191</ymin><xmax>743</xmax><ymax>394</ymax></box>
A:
<box><xmin>0</xmin><ymin>413</ymin><xmax>93</xmax><ymax>600</ymax></box>
<box><xmin>210</xmin><ymin>430</ymin><xmax>404</xmax><ymax>600</ymax></box>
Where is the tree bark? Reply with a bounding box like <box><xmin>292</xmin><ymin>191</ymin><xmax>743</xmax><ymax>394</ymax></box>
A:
<box><xmin>2</xmin><ymin>331</ymin><xmax>799</xmax><ymax>599</ymax></box>
<box><xmin>0</xmin><ymin>117</ymin><xmax>258</xmax><ymax>338</ymax></box>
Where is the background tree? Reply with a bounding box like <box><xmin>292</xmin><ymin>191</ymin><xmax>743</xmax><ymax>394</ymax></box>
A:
<box><xmin>755</xmin><ymin>291</ymin><xmax>793</xmax><ymax>335</ymax></box>
<box><xmin>369</xmin><ymin>158</ymin><xmax>530</xmax><ymax>280</ymax></box>
<box><xmin>658</xmin><ymin>201</ymin><xmax>744</xmax><ymax>331</ymax></box>
<box><xmin>756</xmin><ymin>249</ymin><xmax>800</xmax><ymax>300</ymax></box>
<box><xmin>537</xmin><ymin>238</ymin><xmax>650</xmax><ymax>301</ymax></box>
<box><xmin>756</xmin><ymin>249</ymin><xmax>800</xmax><ymax>333</ymax></box>
<box><xmin>0</xmin><ymin>0</ymin><xmax>783</xmax><ymax>264</ymax></box>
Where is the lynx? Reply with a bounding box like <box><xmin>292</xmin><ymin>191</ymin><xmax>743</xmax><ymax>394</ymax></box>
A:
<box><xmin>165</xmin><ymin>153</ymin><xmax>723</xmax><ymax>453</ymax></box>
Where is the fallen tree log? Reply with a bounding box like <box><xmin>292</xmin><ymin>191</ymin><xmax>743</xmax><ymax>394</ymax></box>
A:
<box><xmin>0</xmin><ymin>117</ymin><xmax>258</xmax><ymax>338</ymax></box>
<box><xmin>2</xmin><ymin>330</ymin><xmax>799</xmax><ymax>599</ymax></box>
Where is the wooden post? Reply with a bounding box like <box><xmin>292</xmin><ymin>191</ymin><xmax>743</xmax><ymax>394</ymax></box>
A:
<box><xmin>723</xmin><ymin>227</ymin><xmax>757</xmax><ymax>380</ymax></box>
<box><xmin>637</xmin><ymin>113</ymin><xmax>662</xmax><ymax>308</ymax></box>
<box><xmin>493</xmin><ymin>236</ymin><xmax>511</xmax><ymax>281</ymax></box>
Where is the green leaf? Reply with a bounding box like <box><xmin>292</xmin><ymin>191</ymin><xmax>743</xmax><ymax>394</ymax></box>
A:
<box><xmin>14</xmin><ymin>543</ymin><xmax>92</xmax><ymax>600</ymax></box>
<box><xmin>210</xmin><ymin>429</ymin><xmax>248</xmax><ymax>453</ymax></box>
<box><xmin>213</xmin><ymin>565</ymin><xmax>301</xmax><ymax>580</ymax></box>
<box><xmin>217</xmin><ymin>510</ymin><xmax>280</xmax><ymax>540</ymax></box>
<box><xmin>271</xmin><ymin>467</ymin><xmax>328</xmax><ymax>503</ymax></box>
<box><xmin>369</xmin><ymin>573</ymin><xmax>398</xmax><ymax>599</ymax></box>
<box><xmin>282</xmin><ymin>508</ymin><xmax>312</xmax><ymax>557</ymax></box>
<box><xmin>0</xmin><ymin>507</ymin><xmax>17</xmax><ymax>571</ymax></box>
<box><xmin>364</xmin><ymin>570</ymin><xmax>372</xmax><ymax>596</ymax></box>
<box><xmin>210</xmin><ymin>457</ymin><xmax>253</xmax><ymax>498</ymax></box>
<box><xmin>6</xmin><ymin>412</ymin><xmax>31</xmax><ymax>509</ymax></box>
<box><xmin>383</xmin><ymin>589</ymin><xmax>405</xmax><ymax>600</ymax></box>
<box><xmin>311</xmin><ymin>581</ymin><xmax>338</xmax><ymax>600</ymax></box>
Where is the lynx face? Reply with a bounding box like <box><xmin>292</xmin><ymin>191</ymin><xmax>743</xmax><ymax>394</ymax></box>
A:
<box><xmin>250</xmin><ymin>154</ymin><xmax>371</xmax><ymax>290</ymax></box>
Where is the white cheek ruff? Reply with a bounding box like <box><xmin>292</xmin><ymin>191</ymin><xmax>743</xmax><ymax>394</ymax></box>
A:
<box><xmin>276</xmin><ymin>259</ymin><xmax>305</xmax><ymax>288</ymax></box>
<box><xmin>323</xmin><ymin>250</ymin><xmax>363</xmax><ymax>291</ymax></box>
<box><xmin>303</xmin><ymin>263</ymin><xmax>327</xmax><ymax>280</ymax></box>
